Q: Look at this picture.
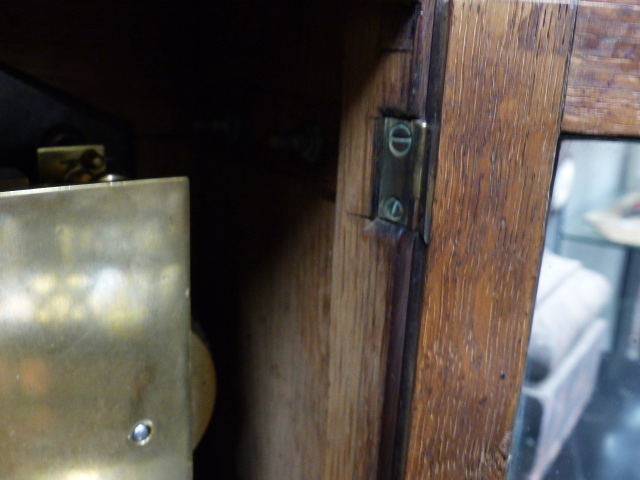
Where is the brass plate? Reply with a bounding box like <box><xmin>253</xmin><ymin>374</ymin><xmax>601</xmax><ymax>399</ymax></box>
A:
<box><xmin>0</xmin><ymin>178</ymin><xmax>191</xmax><ymax>479</ymax></box>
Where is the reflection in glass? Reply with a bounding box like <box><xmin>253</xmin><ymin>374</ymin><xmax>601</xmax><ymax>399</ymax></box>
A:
<box><xmin>509</xmin><ymin>139</ymin><xmax>640</xmax><ymax>479</ymax></box>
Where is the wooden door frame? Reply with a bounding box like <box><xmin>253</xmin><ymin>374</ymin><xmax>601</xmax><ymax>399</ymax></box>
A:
<box><xmin>401</xmin><ymin>0</ymin><xmax>640</xmax><ymax>478</ymax></box>
<box><xmin>404</xmin><ymin>1</ymin><xmax>578</xmax><ymax>478</ymax></box>
<box><xmin>328</xmin><ymin>0</ymin><xmax>640</xmax><ymax>478</ymax></box>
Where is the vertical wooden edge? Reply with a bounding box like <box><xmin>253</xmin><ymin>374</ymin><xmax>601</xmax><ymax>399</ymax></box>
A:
<box><xmin>391</xmin><ymin>2</ymin><xmax>453</xmax><ymax>477</ymax></box>
<box><xmin>324</xmin><ymin>1</ymin><xmax>436</xmax><ymax>478</ymax></box>
<box><xmin>405</xmin><ymin>1</ymin><xmax>577</xmax><ymax>478</ymax></box>
<box><xmin>387</xmin><ymin>234</ymin><xmax>431</xmax><ymax>479</ymax></box>
<box><xmin>376</xmin><ymin>231</ymin><xmax>423</xmax><ymax>480</ymax></box>
<box><xmin>324</xmin><ymin>217</ymin><xmax>400</xmax><ymax>479</ymax></box>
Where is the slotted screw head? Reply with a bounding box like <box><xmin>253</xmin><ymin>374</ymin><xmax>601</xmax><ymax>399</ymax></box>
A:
<box><xmin>383</xmin><ymin>197</ymin><xmax>404</xmax><ymax>222</ymax></box>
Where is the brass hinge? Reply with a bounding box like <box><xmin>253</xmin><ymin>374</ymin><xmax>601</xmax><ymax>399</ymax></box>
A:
<box><xmin>374</xmin><ymin>117</ymin><xmax>432</xmax><ymax>241</ymax></box>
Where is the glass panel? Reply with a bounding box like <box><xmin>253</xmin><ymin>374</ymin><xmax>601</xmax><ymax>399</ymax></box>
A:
<box><xmin>508</xmin><ymin>139</ymin><xmax>640</xmax><ymax>479</ymax></box>
<box><xmin>0</xmin><ymin>178</ymin><xmax>192</xmax><ymax>480</ymax></box>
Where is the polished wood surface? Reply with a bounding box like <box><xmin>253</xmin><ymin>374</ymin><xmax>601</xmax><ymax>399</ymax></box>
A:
<box><xmin>564</xmin><ymin>0</ymin><xmax>640</xmax><ymax>136</ymax></box>
<box><xmin>324</xmin><ymin>1</ymin><xmax>435</xmax><ymax>478</ymax></box>
<box><xmin>405</xmin><ymin>1</ymin><xmax>576</xmax><ymax>478</ymax></box>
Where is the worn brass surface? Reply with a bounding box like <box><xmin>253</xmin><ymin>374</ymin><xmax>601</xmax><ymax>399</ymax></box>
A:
<box><xmin>37</xmin><ymin>145</ymin><xmax>106</xmax><ymax>184</ymax></box>
<box><xmin>0</xmin><ymin>178</ymin><xmax>191</xmax><ymax>479</ymax></box>
<box><xmin>376</xmin><ymin>118</ymin><xmax>429</xmax><ymax>231</ymax></box>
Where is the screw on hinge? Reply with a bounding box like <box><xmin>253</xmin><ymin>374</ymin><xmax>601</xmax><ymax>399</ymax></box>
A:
<box><xmin>383</xmin><ymin>197</ymin><xmax>404</xmax><ymax>222</ymax></box>
<box><xmin>388</xmin><ymin>123</ymin><xmax>413</xmax><ymax>157</ymax></box>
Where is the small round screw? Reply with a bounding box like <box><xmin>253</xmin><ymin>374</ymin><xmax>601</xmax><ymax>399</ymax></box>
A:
<box><xmin>130</xmin><ymin>420</ymin><xmax>153</xmax><ymax>445</ymax></box>
<box><xmin>383</xmin><ymin>197</ymin><xmax>404</xmax><ymax>222</ymax></box>
<box><xmin>389</xmin><ymin>123</ymin><xmax>413</xmax><ymax>157</ymax></box>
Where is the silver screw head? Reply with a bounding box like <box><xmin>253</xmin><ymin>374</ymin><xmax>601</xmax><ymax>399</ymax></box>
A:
<box><xmin>383</xmin><ymin>197</ymin><xmax>404</xmax><ymax>222</ymax></box>
<box><xmin>130</xmin><ymin>420</ymin><xmax>153</xmax><ymax>445</ymax></box>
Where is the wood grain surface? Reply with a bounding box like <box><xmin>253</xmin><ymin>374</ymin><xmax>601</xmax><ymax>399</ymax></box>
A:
<box><xmin>563</xmin><ymin>0</ymin><xmax>640</xmax><ymax>136</ymax></box>
<box><xmin>235</xmin><ymin>177</ymin><xmax>334</xmax><ymax>480</ymax></box>
<box><xmin>405</xmin><ymin>1</ymin><xmax>576</xmax><ymax>478</ymax></box>
<box><xmin>324</xmin><ymin>1</ymin><xmax>435</xmax><ymax>478</ymax></box>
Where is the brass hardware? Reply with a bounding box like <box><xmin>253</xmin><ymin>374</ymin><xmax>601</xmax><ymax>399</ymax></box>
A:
<box><xmin>37</xmin><ymin>145</ymin><xmax>107</xmax><ymax>184</ymax></box>
<box><xmin>383</xmin><ymin>196</ymin><xmax>404</xmax><ymax>222</ymax></box>
<box><xmin>0</xmin><ymin>178</ymin><xmax>197</xmax><ymax>479</ymax></box>
<box><xmin>375</xmin><ymin>118</ymin><xmax>430</xmax><ymax>232</ymax></box>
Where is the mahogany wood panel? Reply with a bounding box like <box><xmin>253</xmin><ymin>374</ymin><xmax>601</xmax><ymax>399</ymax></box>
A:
<box><xmin>190</xmin><ymin>148</ymin><xmax>339</xmax><ymax>479</ymax></box>
<box><xmin>405</xmin><ymin>1</ymin><xmax>576</xmax><ymax>478</ymax></box>
<box><xmin>563</xmin><ymin>0</ymin><xmax>640</xmax><ymax>136</ymax></box>
<box><xmin>324</xmin><ymin>1</ymin><xmax>435</xmax><ymax>478</ymax></box>
<box><xmin>235</xmin><ymin>177</ymin><xmax>334</xmax><ymax>480</ymax></box>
